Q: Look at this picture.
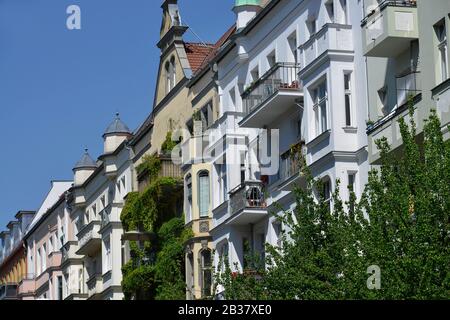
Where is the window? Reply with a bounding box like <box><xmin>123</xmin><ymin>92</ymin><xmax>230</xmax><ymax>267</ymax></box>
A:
<box><xmin>435</xmin><ymin>20</ymin><xmax>448</xmax><ymax>82</ymax></box>
<box><xmin>200</xmin><ymin>102</ymin><xmax>214</xmax><ymax>132</ymax></box>
<box><xmin>229</xmin><ymin>88</ymin><xmax>236</xmax><ymax>109</ymax></box>
<box><xmin>101</xmin><ymin>195</ymin><xmax>106</xmax><ymax>209</ymax></box>
<box><xmin>165</xmin><ymin>57</ymin><xmax>176</xmax><ymax>94</ymax></box>
<box><xmin>200</xmin><ymin>249</ymin><xmax>212</xmax><ymax>297</ymax></box>
<box><xmin>348</xmin><ymin>172</ymin><xmax>356</xmax><ymax>213</ymax></box>
<box><xmin>48</xmin><ymin>236</ymin><xmax>53</xmax><ymax>254</ymax></box>
<box><xmin>267</xmin><ymin>50</ymin><xmax>276</xmax><ymax>69</ymax></box>
<box><xmin>295</xmin><ymin>115</ymin><xmax>302</xmax><ymax>138</ymax></box>
<box><xmin>274</xmin><ymin>222</ymin><xmax>283</xmax><ymax>247</ymax></box>
<box><xmin>116</xmin><ymin>181</ymin><xmax>121</xmax><ymax>196</ymax></box>
<box><xmin>340</xmin><ymin>0</ymin><xmax>348</xmax><ymax>24</ymax></box>
<box><xmin>78</xmin><ymin>269</ymin><xmax>83</xmax><ymax>294</ymax></box>
<box><xmin>57</xmin><ymin>276</ymin><xmax>63</xmax><ymax>300</ymax></box>
<box><xmin>187</xmin><ymin>252</ymin><xmax>194</xmax><ymax>299</ymax></box>
<box><xmin>84</xmin><ymin>210</ymin><xmax>89</xmax><ymax>225</ymax></box>
<box><xmin>240</xmin><ymin>163</ymin><xmax>246</xmax><ymax>185</ymax></box>
<box><xmin>378</xmin><ymin>86</ymin><xmax>388</xmax><ymax>114</ymax></box>
<box><xmin>325</xmin><ymin>0</ymin><xmax>335</xmax><ymax>23</ymax></box>
<box><xmin>186</xmin><ymin>175</ymin><xmax>192</xmax><ymax>220</ymax></box>
<box><xmin>217</xmin><ymin>242</ymin><xmax>229</xmax><ymax>273</ymax></box>
<box><xmin>242</xmin><ymin>238</ymin><xmax>251</xmax><ymax>270</ymax></box>
<box><xmin>258</xmin><ymin>233</ymin><xmax>265</xmax><ymax>267</ymax></box>
<box><xmin>36</xmin><ymin>248</ymin><xmax>42</xmax><ymax>275</ymax></box>
<box><xmin>312</xmin><ymin>81</ymin><xmax>328</xmax><ymax>135</ymax></box>
<box><xmin>219</xmin><ymin>162</ymin><xmax>228</xmax><ymax>203</ymax></box>
<box><xmin>42</xmin><ymin>244</ymin><xmax>47</xmax><ymax>272</ymax></box>
<box><xmin>198</xmin><ymin>171</ymin><xmax>210</xmax><ymax>218</ymax></box>
<box><xmin>121</xmin><ymin>176</ymin><xmax>126</xmax><ymax>193</ymax></box>
<box><xmin>344</xmin><ymin>72</ymin><xmax>353</xmax><ymax>127</ymax></box>
<box><xmin>323</xmin><ymin>179</ymin><xmax>331</xmax><ymax>212</ymax></box>
<box><xmin>104</xmin><ymin>237</ymin><xmax>112</xmax><ymax>273</ymax></box>
<box><xmin>64</xmin><ymin>274</ymin><xmax>69</xmax><ymax>298</ymax></box>
<box><xmin>306</xmin><ymin>18</ymin><xmax>317</xmax><ymax>38</ymax></box>
<box><xmin>288</xmin><ymin>32</ymin><xmax>298</xmax><ymax>64</ymax></box>
<box><xmin>250</xmin><ymin>66</ymin><xmax>259</xmax><ymax>82</ymax></box>
<box><xmin>92</xmin><ymin>204</ymin><xmax>97</xmax><ymax>220</ymax></box>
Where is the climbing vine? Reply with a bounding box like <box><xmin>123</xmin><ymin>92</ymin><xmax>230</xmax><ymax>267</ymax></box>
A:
<box><xmin>121</xmin><ymin>153</ymin><xmax>190</xmax><ymax>300</ymax></box>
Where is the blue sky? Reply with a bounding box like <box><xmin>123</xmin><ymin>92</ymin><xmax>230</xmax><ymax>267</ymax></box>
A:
<box><xmin>0</xmin><ymin>0</ymin><xmax>235</xmax><ymax>228</ymax></box>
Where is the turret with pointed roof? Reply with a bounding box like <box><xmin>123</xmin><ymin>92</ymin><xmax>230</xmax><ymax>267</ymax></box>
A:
<box><xmin>73</xmin><ymin>149</ymin><xmax>97</xmax><ymax>186</ymax></box>
<box><xmin>103</xmin><ymin>113</ymin><xmax>132</xmax><ymax>154</ymax></box>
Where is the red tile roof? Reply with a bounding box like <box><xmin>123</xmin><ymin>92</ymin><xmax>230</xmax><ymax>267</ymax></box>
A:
<box><xmin>185</xmin><ymin>43</ymin><xmax>215</xmax><ymax>74</ymax></box>
<box><xmin>188</xmin><ymin>24</ymin><xmax>236</xmax><ymax>74</ymax></box>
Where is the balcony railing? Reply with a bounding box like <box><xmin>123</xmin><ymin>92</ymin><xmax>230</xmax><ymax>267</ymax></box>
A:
<box><xmin>137</xmin><ymin>155</ymin><xmax>182</xmax><ymax>192</ymax></box>
<box><xmin>242</xmin><ymin>63</ymin><xmax>301</xmax><ymax>116</ymax></box>
<box><xmin>279</xmin><ymin>143</ymin><xmax>304</xmax><ymax>182</ymax></box>
<box><xmin>229</xmin><ymin>181</ymin><xmax>267</xmax><ymax>215</ymax></box>
<box><xmin>362</xmin><ymin>0</ymin><xmax>417</xmax><ymax>26</ymax></box>
<box><xmin>87</xmin><ymin>275</ymin><xmax>102</xmax><ymax>298</ymax></box>
<box><xmin>76</xmin><ymin>221</ymin><xmax>101</xmax><ymax>255</ymax></box>
<box><xmin>300</xmin><ymin>23</ymin><xmax>353</xmax><ymax>68</ymax></box>
<box><xmin>396</xmin><ymin>71</ymin><xmax>421</xmax><ymax>107</ymax></box>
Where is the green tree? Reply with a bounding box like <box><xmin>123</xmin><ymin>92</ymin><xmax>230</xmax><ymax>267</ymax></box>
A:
<box><xmin>216</xmin><ymin>106</ymin><xmax>450</xmax><ymax>300</ymax></box>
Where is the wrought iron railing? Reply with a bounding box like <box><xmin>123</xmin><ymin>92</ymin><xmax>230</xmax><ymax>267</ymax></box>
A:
<box><xmin>242</xmin><ymin>63</ymin><xmax>301</xmax><ymax>116</ymax></box>
<box><xmin>229</xmin><ymin>181</ymin><xmax>266</xmax><ymax>215</ymax></box>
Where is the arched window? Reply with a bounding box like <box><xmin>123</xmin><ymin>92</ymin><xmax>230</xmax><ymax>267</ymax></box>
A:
<box><xmin>170</xmin><ymin>56</ymin><xmax>176</xmax><ymax>89</ymax></box>
<box><xmin>198</xmin><ymin>171</ymin><xmax>210</xmax><ymax>218</ymax></box>
<box><xmin>165</xmin><ymin>56</ymin><xmax>176</xmax><ymax>94</ymax></box>
<box><xmin>200</xmin><ymin>249</ymin><xmax>212</xmax><ymax>297</ymax></box>
<box><xmin>165</xmin><ymin>61</ymin><xmax>171</xmax><ymax>94</ymax></box>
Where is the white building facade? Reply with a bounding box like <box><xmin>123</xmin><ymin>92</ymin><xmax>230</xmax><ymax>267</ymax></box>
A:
<box><xmin>62</xmin><ymin>114</ymin><xmax>133</xmax><ymax>300</ymax></box>
<box><xmin>203</xmin><ymin>0</ymin><xmax>369</xmax><ymax>276</ymax></box>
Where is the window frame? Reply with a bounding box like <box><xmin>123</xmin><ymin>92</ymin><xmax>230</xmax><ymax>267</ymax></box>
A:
<box><xmin>312</xmin><ymin>81</ymin><xmax>328</xmax><ymax>136</ymax></box>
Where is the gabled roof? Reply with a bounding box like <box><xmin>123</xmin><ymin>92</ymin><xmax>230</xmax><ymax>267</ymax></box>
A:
<box><xmin>25</xmin><ymin>181</ymin><xmax>73</xmax><ymax>236</ymax></box>
<box><xmin>188</xmin><ymin>24</ymin><xmax>237</xmax><ymax>84</ymax></box>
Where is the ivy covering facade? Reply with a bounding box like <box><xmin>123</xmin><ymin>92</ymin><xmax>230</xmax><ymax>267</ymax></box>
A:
<box><xmin>120</xmin><ymin>154</ymin><xmax>192</xmax><ymax>300</ymax></box>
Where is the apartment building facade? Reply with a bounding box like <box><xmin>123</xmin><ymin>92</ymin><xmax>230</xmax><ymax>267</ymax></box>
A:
<box><xmin>182</xmin><ymin>24</ymin><xmax>236</xmax><ymax>300</ymax></box>
<box><xmin>363</xmin><ymin>0</ymin><xmax>450</xmax><ymax>163</ymax></box>
<box><xmin>18</xmin><ymin>181</ymin><xmax>72</xmax><ymax>300</ymax></box>
<box><xmin>0</xmin><ymin>211</ymin><xmax>35</xmax><ymax>300</ymax></box>
<box><xmin>62</xmin><ymin>115</ymin><xmax>133</xmax><ymax>300</ymax></box>
<box><xmin>191</xmin><ymin>0</ymin><xmax>370</xmax><ymax>280</ymax></box>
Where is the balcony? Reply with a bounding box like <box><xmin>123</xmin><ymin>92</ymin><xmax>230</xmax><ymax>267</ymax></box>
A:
<box><xmin>240</xmin><ymin>63</ymin><xmax>302</xmax><ymax>128</ymax></box>
<box><xmin>299</xmin><ymin>23</ymin><xmax>354</xmax><ymax>69</ymax></box>
<box><xmin>362</xmin><ymin>0</ymin><xmax>418</xmax><ymax>57</ymax></box>
<box><xmin>64</xmin><ymin>289</ymin><xmax>88</xmax><ymax>300</ymax></box>
<box><xmin>227</xmin><ymin>181</ymin><xmax>268</xmax><ymax>226</ymax></box>
<box><xmin>61</xmin><ymin>241</ymin><xmax>80</xmax><ymax>265</ymax></box>
<box><xmin>137</xmin><ymin>154</ymin><xmax>182</xmax><ymax>192</ymax></box>
<box><xmin>367</xmin><ymin>71</ymin><xmax>421</xmax><ymax>135</ymax></box>
<box><xmin>18</xmin><ymin>274</ymin><xmax>36</xmax><ymax>297</ymax></box>
<box><xmin>0</xmin><ymin>283</ymin><xmax>18</xmax><ymax>300</ymax></box>
<box><xmin>76</xmin><ymin>221</ymin><xmax>102</xmax><ymax>256</ymax></box>
<box><xmin>87</xmin><ymin>275</ymin><xmax>103</xmax><ymax>300</ymax></box>
<box><xmin>278</xmin><ymin>141</ymin><xmax>306</xmax><ymax>191</ymax></box>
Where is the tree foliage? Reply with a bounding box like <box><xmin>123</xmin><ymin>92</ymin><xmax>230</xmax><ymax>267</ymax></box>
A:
<box><xmin>216</xmin><ymin>106</ymin><xmax>450</xmax><ymax>300</ymax></box>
